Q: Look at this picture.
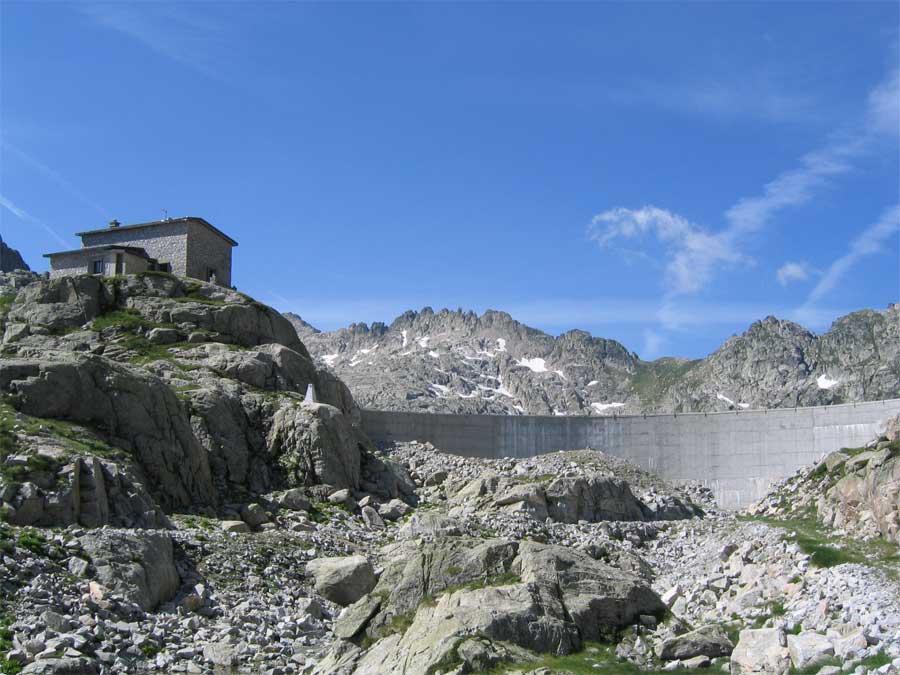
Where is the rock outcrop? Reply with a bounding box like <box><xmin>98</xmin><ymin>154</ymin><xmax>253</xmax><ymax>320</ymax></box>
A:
<box><xmin>754</xmin><ymin>416</ymin><xmax>900</xmax><ymax>544</ymax></box>
<box><xmin>315</xmin><ymin>536</ymin><xmax>664</xmax><ymax>675</ymax></box>
<box><xmin>0</xmin><ymin>272</ymin><xmax>370</xmax><ymax>526</ymax></box>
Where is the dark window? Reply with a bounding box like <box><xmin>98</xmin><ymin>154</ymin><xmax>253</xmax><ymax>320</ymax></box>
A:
<box><xmin>92</xmin><ymin>260</ymin><xmax>104</xmax><ymax>275</ymax></box>
<box><xmin>206</xmin><ymin>268</ymin><xmax>217</xmax><ymax>283</ymax></box>
<box><xmin>115</xmin><ymin>254</ymin><xmax>124</xmax><ymax>275</ymax></box>
<box><xmin>157</xmin><ymin>262</ymin><xmax>171</xmax><ymax>273</ymax></box>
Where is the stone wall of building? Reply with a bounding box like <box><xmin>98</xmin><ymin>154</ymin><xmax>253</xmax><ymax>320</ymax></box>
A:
<box><xmin>48</xmin><ymin>250</ymin><xmax>150</xmax><ymax>279</ymax></box>
<box><xmin>48</xmin><ymin>251</ymin><xmax>92</xmax><ymax>279</ymax></box>
<box><xmin>81</xmin><ymin>222</ymin><xmax>190</xmax><ymax>277</ymax></box>
<box><xmin>186</xmin><ymin>221</ymin><xmax>233</xmax><ymax>287</ymax></box>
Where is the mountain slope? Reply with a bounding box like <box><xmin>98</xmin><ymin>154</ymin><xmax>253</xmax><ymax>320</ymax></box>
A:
<box><xmin>289</xmin><ymin>303</ymin><xmax>900</xmax><ymax>415</ymax></box>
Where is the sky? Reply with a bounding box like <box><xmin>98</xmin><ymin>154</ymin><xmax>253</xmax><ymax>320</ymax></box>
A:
<box><xmin>1</xmin><ymin>1</ymin><xmax>898</xmax><ymax>360</ymax></box>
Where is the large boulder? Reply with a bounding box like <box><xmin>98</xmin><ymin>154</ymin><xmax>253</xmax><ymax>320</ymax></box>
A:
<box><xmin>8</xmin><ymin>276</ymin><xmax>107</xmax><ymax>332</ymax></box>
<box><xmin>787</xmin><ymin>632</ymin><xmax>834</xmax><ymax>670</ymax></box>
<box><xmin>730</xmin><ymin>628</ymin><xmax>791</xmax><ymax>674</ymax></box>
<box><xmin>656</xmin><ymin>624</ymin><xmax>734</xmax><ymax>660</ymax></box>
<box><xmin>306</xmin><ymin>555</ymin><xmax>376</xmax><ymax>606</ymax></box>
<box><xmin>268</xmin><ymin>402</ymin><xmax>362</xmax><ymax>490</ymax></box>
<box><xmin>317</xmin><ymin>536</ymin><xmax>664</xmax><ymax>675</ymax></box>
<box><xmin>80</xmin><ymin>529</ymin><xmax>180</xmax><ymax>611</ymax></box>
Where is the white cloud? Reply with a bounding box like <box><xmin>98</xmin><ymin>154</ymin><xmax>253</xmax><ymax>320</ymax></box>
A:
<box><xmin>606</xmin><ymin>75</ymin><xmax>819</xmax><ymax>124</ymax></box>
<box><xmin>723</xmin><ymin>138</ymin><xmax>863</xmax><ymax>238</ymax></box>
<box><xmin>0</xmin><ymin>195</ymin><xmax>70</xmax><ymax>247</ymax></box>
<box><xmin>589</xmin><ymin>206</ymin><xmax>744</xmax><ymax>295</ymax></box>
<box><xmin>867</xmin><ymin>68</ymin><xmax>899</xmax><ymax>137</ymax></box>
<box><xmin>804</xmin><ymin>204</ymin><xmax>900</xmax><ymax>307</ymax></box>
<box><xmin>776</xmin><ymin>261</ymin><xmax>810</xmax><ymax>287</ymax></box>
<box><xmin>588</xmin><ymin>67</ymin><xmax>898</xmax><ymax>308</ymax></box>
<box><xmin>78</xmin><ymin>2</ymin><xmax>233</xmax><ymax>81</ymax></box>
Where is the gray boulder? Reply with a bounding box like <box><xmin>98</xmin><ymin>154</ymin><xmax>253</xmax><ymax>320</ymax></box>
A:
<box><xmin>730</xmin><ymin>628</ymin><xmax>790</xmax><ymax>674</ymax></box>
<box><xmin>80</xmin><ymin>529</ymin><xmax>180</xmax><ymax>611</ymax></box>
<box><xmin>306</xmin><ymin>555</ymin><xmax>376</xmax><ymax>606</ymax></box>
<box><xmin>656</xmin><ymin>624</ymin><xmax>734</xmax><ymax>660</ymax></box>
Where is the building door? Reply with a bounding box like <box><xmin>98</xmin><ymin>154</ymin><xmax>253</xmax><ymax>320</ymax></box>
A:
<box><xmin>115</xmin><ymin>254</ymin><xmax>124</xmax><ymax>275</ymax></box>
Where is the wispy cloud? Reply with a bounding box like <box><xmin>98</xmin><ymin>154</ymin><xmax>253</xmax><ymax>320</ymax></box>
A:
<box><xmin>802</xmin><ymin>204</ymin><xmax>900</xmax><ymax>309</ymax></box>
<box><xmin>2</xmin><ymin>141</ymin><xmax>109</xmax><ymax>219</ymax></box>
<box><xmin>776</xmin><ymin>261</ymin><xmax>811</xmax><ymax>287</ymax></box>
<box><xmin>0</xmin><ymin>195</ymin><xmax>70</xmax><ymax>248</ymax></box>
<box><xmin>588</xmin><ymin>206</ymin><xmax>744</xmax><ymax>295</ymax></box>
<box><xmin>590</xmin><ymin>67</ymin><xmax>898</xmax><ymax>302</ymax></box>
<box><xmin>78</xmin><ymin>2</ymin><xmax>233</xmax><ymax>81</ymax></box>
<box><xmin>867</xmin><ymin>68</ymin><xmax>900</xmax><ymax>137</ymax></box>
<box><xmin>607</xmin><ymin>75</ymin><xmax>820</xmax><ymax>124</ymax></box>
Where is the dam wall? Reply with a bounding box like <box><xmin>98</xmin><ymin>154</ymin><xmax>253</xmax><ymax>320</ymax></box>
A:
<box><xmin>360</xmin><ymin>399</ymin><xmax>900</xmax><ymax>509</ymax></box>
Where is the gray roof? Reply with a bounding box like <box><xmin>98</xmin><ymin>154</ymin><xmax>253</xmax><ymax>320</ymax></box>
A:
<box><xmin>75</xmin><ymin>217</ymin><xmax>238</xmax><ymax>247</ymax></box>
<box><xmin>43</xmin><ymin>244</ymin><xmax>153</xmax><ymax>259</ymax></box>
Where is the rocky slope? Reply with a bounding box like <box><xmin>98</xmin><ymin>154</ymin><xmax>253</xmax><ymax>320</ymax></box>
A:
<box><xmin>288</xmin><ymin>304</ymin><xmax>900</xmax><ymax>416</ymax></box>
<box><xmin>752</xmin><ymin>416</ymin><xmax>900</xmax><ymax>545</ymax></box>
<box><xmin>0</xmin><ymin>238</ymin><xmax>29</xmax><ymax>273</ymax></box>
<box><xmin>2</xmin><ymin>272</ymin><xmax>898</xmax><ymax>675</ymax></box>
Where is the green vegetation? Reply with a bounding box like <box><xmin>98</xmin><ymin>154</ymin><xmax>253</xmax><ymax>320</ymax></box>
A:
<box><xmin>785</xmin><ymin>650</ymin><xmax>888</xmax><ymax>675</ymax></box>
<box><xmin>474</xmin><ymin>641</ymin><xmax>675</xmax><ymax>675</ymax></box>
<box><xmin>439</xmin><ymin>571</ymin><xmax>521</xmax><ymax>596</ymax></box>
<box><xmin>16</xmin><ymin>528</ymin><xmax>46</xmax><ymax>555</ymax></box>
<box><xmin>0</xmin><ymin>611</ymin><xmax>22</xmax><ymax>674</ymax></box>
<box><xmin>0</xmin><ymin>294</ymin><xmax>15</xmax><ymax>335</ymax></box>
<box><xmin>139</xmin><ymin>642</ymin><xmax>161</xmax><ymax>658</ymax></box>
<box><xmin>740</xmin><ymin>514</ymin><xmax>900</xmax><ymax>577</ymax></box>
<box><xmin>0</xmin><ymin>401</ymin><xmax>125</xmax><ymax>468</ymax></box>
<box><xmin>172</xmin><ymin>294</ymin><xmax>226</xmax><ymax>306</ymax></box>
<box><xmin>631</xmin><ymin>358</ymin><xmax>701</xmax><ymax>409</ymax></box>
<box><xmin>91</xmin><ymin>308</ymin><xmax>153</xmax><ymax>333</ymax></box>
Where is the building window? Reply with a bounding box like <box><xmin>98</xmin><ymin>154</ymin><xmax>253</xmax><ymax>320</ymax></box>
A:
<box><xmin>92</xmin><ymin>260</ymin><xmax>104</xmax><ymax>275</ymax></box>
<box><xmin>159</xmin><ymin>262</ymin><xmax>171</xmax><ymax>273</ymax></box>
<box><xmin>115</xmin><ymin>253</ymin><xmax>124</xmax><ymax>275</ymax></box>
<box><xmin>206</xmin><ymin>268</ymin><xmax>217</xmax><ymax>283</ymax></box>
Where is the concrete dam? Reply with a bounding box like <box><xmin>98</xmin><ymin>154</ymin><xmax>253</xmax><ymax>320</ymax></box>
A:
<box><xmin>361</xmin><ymin>399</ymin><xmax>900</xmax><ymax>509</ymax></box>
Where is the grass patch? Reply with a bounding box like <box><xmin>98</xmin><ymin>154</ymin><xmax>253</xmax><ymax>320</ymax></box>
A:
<box><xmin>474</xmin><ymin>641</ymin><xmax>675</xmax><ymax>675</ymax></box>
<box><xmin>172</xmin><ymin>295</ymin><xmax>226</xmax><ymax>306</ymax></box>
<box><xmin>91</xmin><ymin>308</ymin><xmax>151</xmax><ymax>333</ymax></box>
<box><xmin>0</xmin><ymin>611</ymin><xmax>22</xmax><ymax>674</ymax></box>
<box><xmin>16</xmin><ymin>528</ymin><xmax>46</xmax><ymax>555</ymax></box>
<box><xmin>0</xmin><ymin>402</ymin><xmax>125</xmax><ymax>463</ymax></box>
<box><xmin>440</xmin><ymin>571</ymin><xmax>521</xmax><ymax>596</ymax></box>
<box><xmin>631</xmin><ymin>358</ymin><xmax>701</xmax><ymax>410</ymax></box>
<box><xmin>739</xmin><ymin>514</ymin><xmax>900</xmax><ymax>578</ymax></box>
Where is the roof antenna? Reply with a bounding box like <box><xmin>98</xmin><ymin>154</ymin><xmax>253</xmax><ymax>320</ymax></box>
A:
<box><xmin>162</xmin><ymin>208</ymin><xmax>169</xmax><ymax>221</ymax></box>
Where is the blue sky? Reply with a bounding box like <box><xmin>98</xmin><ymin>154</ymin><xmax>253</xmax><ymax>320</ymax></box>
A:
<box><xmin>1</xmin><ymin>2</ymin><xmax>898</xmax><ymax>359</ymax></box>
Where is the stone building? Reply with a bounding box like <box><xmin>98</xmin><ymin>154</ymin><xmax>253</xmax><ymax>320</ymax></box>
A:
<box><xmin>44</xmin><ymin>217</ymin><xmax>238</xmax><ymax>286</ymax></box>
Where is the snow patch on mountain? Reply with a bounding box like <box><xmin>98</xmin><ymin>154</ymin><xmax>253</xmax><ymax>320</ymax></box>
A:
<box><xmin>817</xmin><ymin>374</ymin><xmax>840</xmax><ymax>390</ymax></box>
<box><xmin>591</xmin><ymin>402</ymin><xmax>625</xmax><ymax>413</ymax></box>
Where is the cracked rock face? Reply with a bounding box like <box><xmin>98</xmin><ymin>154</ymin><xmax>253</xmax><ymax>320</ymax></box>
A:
<box><xmin>314</xmin><ymin>536</ymin><xmax>664</xmax><ymax>675</ymax></box>
<box><xmin>0</xmin><ymin>272</ymin><xmax>366</xmax><ymax>525</ymax></box>
<box><xmin>291</xmin><ymin>303</ymin><xmax>899</xmax><ymax>415</ymax></box>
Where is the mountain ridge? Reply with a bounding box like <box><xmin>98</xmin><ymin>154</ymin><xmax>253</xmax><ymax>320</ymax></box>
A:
<box><xmin>287</xmin><ymin>303</ymin><xmax>900</xmax><ymax>415</ymax></box>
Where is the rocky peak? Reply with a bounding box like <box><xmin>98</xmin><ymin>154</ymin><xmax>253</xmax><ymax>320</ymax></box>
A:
<box><xmin>0</xmin><ymin>235</ymin><xmax>30</xmax><ymax>272</ymax></box>
<box><xmin>300</xmin><ymin>302</ymin><xmax>900</xmax><ymax>415</ymax></box>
